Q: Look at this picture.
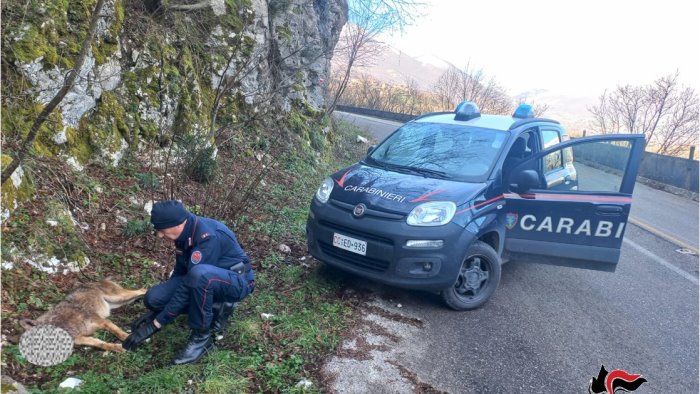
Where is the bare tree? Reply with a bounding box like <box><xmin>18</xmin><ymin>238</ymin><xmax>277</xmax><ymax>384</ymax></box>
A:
<box><xmin>589</xmin><ymin>72</ymin><xmax>699</xmax><ymax>156</ymax></box>
<box><xmin>432</xmin><ymin>63</ymin><xmax>512</xmax><ymax>115</ymax></box>
<box><xmin>326</xmin><ymin>0</ymin><xmax>422</xmax><ymax>115</ymax></box>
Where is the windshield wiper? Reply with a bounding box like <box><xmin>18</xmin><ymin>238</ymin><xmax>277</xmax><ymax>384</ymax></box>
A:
<box><xmin>366</xmin><ymin>159</ymin><xmax>451</xmax><ymax>179</ymax></box>
<box><xmin>401</xmin><ymin>165</ymin><xmax>451</xmax><ymax>179</ymax></box>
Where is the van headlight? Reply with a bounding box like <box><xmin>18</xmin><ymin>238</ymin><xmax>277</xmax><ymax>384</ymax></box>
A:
<box><xmin>407</xmin><ymin>201</ymin><xmax>456</xmax><ymax>226</ymax></box>
<box><xmin>315</xmin><ymin>177</ymin><xmax>334</xmax><ymax>203</ymax></box>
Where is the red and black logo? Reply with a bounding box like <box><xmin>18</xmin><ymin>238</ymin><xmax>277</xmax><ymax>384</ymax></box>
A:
<box><xmin>588</xmin><ymin>365</ymin><xmax>647</xmax><ymax>394</ymax></box>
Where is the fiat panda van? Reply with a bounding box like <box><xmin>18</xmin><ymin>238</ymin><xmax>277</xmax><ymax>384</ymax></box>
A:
<box><xmin>306</xmin><ymin>102</ymin><xmax>645</xmax><ymax>310</ymax></box>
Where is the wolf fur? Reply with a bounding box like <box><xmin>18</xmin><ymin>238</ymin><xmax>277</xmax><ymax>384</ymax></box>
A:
<box><xmin>19</xmin><ymin>280</ymin><xmax>147</xmax><ymax>352</ymax></box>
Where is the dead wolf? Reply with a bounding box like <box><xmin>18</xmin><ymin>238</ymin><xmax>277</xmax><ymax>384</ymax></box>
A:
<box><xmin>20</xmin><ymin>280</ymin><xmax>147</xmax><ymax>352</ymax></box>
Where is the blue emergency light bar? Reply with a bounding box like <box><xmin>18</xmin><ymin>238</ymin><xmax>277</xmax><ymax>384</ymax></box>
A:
<box><xmin>454</xmin><ymin>101</ymin><xmax>481</xmax><ymax>121</ymax></box>
<box><xmin>513</xmin><ymin>104</ymin><xmax>534</xmax><ymax>119</ymax></box>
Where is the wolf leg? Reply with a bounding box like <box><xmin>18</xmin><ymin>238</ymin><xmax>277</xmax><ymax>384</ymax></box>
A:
<box><xmin>100</xmin><ymin>319</ymin><xmax>129</xmax><ymax>341</ymax></box>
<box><xmin>74</xmin><ymin>335</ymin><xmax>125</xmax><ymax>353</ymax></box>
<box><xmin>103</xmin><ymin>288</ymin><xmax>147</xmax><ymax>308</ymax></box>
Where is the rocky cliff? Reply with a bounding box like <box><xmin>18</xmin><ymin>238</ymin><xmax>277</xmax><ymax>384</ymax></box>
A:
<box><xmin>1</xmin><ymin>0</ymin><xmax>348</xmax><ymax>220</ymax></box>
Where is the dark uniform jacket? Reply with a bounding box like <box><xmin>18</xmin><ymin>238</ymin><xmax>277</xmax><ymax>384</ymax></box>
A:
<box><xmin>172</xmin><ymin>213</ymin><xmax>249</xmax><ymax>274</ymax></box>
<box><xmin>156</xmin><ymin>213</ymin><xmax>252</xmax><ymax>325</ymax></box>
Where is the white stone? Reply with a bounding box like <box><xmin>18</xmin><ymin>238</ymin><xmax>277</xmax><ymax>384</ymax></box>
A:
<box><xmin>260</xmin><ymin>313</ymin><xmax>274</xmax><ymax>320</ymax></box>
<box><xmin>1</xmin><ymin>261</ymin><xmax>13</xmax><ymax>270</ymax></box>
<box><xmin>46</xmin><ymin>220</ymin><xmax>59</xmax><ymax>227</ymax></box>
<box><xmin>107</xmin><ymin>137</ymin><xmax>129</xmax><ymax>166</ymax></box>
<box><xmin>144</xmin><ymin>201</ymin><xmax>153</xmax><ymax>214</ymax></box>
<box><xmin>129</xmin><ymin>196</ymin><xmax>140</xmax><ymax>205</ymax></box>
<box><xmin>116</xmin><ymin>215</ymin><xmax>128</xmax><ymax>224</ymax></box>
<box><xmin>210</xmin><ymin>0</ymin><xmax>225</xmax><ymax>15</ymax></box>
<box><xmin>59</xmin><ymin>377</ymin><xmax>83</xmax><ymax>389</ymax></box>
<box><xmin>295</xmin><ymin>379</ymin><xmax>313</xmax><ymax>389</ymax></box>
<box><xmin>278</xmin><ymin>244</ymin><xmax>291</xmax><ymax>254</ymax></box>
<box><xmin>53</xmin><ymin>128</ymin><xmax>68</xmax><ymax>144</ymax></box>
<box><xmin>10</xmin><ymin>165</ymin><xmax>24</xmax><ymax>188</ymax></box>
<box><xmin>97</xmin><ymin>57</ymin><xmax>122</xmax><ymax>91</ymax></box>
<box><xmin>66</xmin><ymin>157</ymin><xmax>84</xmax><ymax>171</ymax></box>
<box><xmin>356</xmin><ymin>135</ymin><xmax>369</xmax><ymax>144</ymax></box>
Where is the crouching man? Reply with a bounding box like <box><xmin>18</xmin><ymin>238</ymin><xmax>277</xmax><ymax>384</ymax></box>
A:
<box><xmin>123</xmin><ymin>200</ymin><xmax>255</xmax><ymax>365</ymax></box>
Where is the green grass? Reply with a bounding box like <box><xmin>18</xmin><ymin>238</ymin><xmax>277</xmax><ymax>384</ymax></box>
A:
<box><xmin>1</xmin><ymin>120</ymin><xmax>372</xmax><ymax>392</ymax></box>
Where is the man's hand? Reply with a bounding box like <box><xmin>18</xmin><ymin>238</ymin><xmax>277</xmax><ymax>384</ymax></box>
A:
<box><xmin>122</xmin><ymin>320</ymin><xmax>159</xmax><ymax>350</ymax></box>
<box><xmin>130</xmin><ymin>310</ymin><xmax>157</xmax><ymax>333</ymax></box>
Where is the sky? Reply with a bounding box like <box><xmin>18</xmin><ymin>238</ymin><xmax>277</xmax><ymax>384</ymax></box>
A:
<box><xmin>383</xmin><ymin>0</ymin><xmax>700</xmax><ymax>98</ymax></box>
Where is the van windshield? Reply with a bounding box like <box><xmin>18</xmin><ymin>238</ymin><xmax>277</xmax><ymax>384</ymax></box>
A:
<box><xmin>366</xmin><ymin>122</ymin><xmax>508</xmax><ymax>182</ymax></box>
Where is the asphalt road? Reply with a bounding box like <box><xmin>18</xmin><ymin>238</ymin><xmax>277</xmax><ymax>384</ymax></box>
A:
<box><xmin>331</xmin><ymin>111</ymin><xmax>700</xmax><ymax>393</ymax></box>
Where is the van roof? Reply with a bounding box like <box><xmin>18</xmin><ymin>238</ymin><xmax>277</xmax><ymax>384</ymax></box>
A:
<box><xmin>414</xmin><ymin>113</ymin><xmax>560</xmax><ymax>132</ymax></box>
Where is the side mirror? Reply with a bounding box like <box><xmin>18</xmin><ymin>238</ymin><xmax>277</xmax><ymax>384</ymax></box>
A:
<box><xmin>509</xmin><ymin>169</ymin><xmax>539</xmax><ymax>193</ymax></box>
<box><xmin>367</xmin><ymin>145</ymin><xmax>376</xmax><ymax>155</ymax></box>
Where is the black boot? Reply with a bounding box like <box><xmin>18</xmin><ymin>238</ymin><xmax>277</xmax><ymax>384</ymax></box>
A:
<box><xmin>172</xmin><ymin>329</ymin><xmax>214</xmax><ymax>365</ymax></box>
<box><xmin>210</xmin><ymin>302</ymin><xmax>237</xmax><ymax>333</ymax></box>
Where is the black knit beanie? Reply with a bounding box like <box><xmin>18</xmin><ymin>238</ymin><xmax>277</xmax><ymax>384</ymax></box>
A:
<box><xmin>150</xmin><ymin>200</ymin><xmax>188</xmax><ymax>230</ymax></box>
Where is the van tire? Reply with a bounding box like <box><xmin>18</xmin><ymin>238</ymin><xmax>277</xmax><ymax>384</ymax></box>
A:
<box><xmin>441</xmin><ymin>240</ymin><xmax>501</xmax><ymax>311</ymax></box>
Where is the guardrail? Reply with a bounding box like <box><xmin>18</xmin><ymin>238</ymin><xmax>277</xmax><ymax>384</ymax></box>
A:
<box><xmin>336</xmin><ymin>105</ymin><xmax>415</xmax><ymax>123</ymax></box>
<box><xmin>336</xmin><ymin>105</ymin><xmax>699</xmax><ymax>194</ymax></box>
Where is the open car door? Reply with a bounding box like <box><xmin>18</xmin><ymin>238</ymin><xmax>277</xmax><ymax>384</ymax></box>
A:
<box><xmin>503</xmin><ymin>134</ymin><xmax>645</xmax><ymax>272</ymax></box>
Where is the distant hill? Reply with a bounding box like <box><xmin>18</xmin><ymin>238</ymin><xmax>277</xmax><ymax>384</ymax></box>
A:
<box><xmin>337</xmin><ymin>44</ymin><xmax>597</xmax><ymax>133</ymax></box>
<box><xmin>348</xmin><ymin>46</ymin><xmax>448</xmax><ymax>90</ymax></box>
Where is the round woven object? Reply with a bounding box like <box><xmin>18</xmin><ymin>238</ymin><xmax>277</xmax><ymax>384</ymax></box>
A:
<box><xmin>19</xmin><ymin>324</ymin><xmax>74</xmax><ymax>366</ymax></box>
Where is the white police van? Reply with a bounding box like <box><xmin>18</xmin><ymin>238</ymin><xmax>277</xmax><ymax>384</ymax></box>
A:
<box><xmin>306</xmin><ymin>102</ymin><xmax>645</xmax><ymax>310</ymax></box>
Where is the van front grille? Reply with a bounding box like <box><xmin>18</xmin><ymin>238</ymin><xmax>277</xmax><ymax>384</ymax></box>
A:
<box><xmin>319</xmin><ymin>241</ymin><xmax>390</xmax><ymax>272</ymax></box>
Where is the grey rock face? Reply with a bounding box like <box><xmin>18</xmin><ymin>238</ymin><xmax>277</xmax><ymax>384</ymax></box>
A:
<box><xmin>16</xmin><ymin>0</ymin><xmax>122</xmax><ymax>128</ymax></box>
<box><xmin>16</xmin><ymin>0</ymin><xmax>347</xmax><ymax>146</ymax></box>
<box><xmin>235</xmin><ymin>0</ymin><xmax>347</xmax><ymax>111</ymax></box>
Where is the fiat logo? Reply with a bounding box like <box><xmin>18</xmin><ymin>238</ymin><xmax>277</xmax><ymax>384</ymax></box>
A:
<box><xmin>353</xmin><ymin>203</ymin><xmax>366</xmax><ymax>217</ymax></box>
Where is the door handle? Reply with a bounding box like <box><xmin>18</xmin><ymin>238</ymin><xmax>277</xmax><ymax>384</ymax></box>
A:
<box><xmin>596</xmin><ymin>205</ymin><xmax>623</xmax><ymax>215</ymax></box>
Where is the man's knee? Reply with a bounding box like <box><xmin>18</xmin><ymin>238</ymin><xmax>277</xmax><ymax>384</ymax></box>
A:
<box><xmin>184</xmin><ymin>264</ymin><xmax>218</xmax><ymax>287</ymax></box>
<box><xmin>144</xmin><ymin>288</ymin><xmax>164</xmax><ymax>311</ymax></box>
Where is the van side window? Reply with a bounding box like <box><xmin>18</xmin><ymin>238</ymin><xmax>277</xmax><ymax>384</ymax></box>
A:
<box><xmin>541</xmin><ymin>130</ymin><xmax>562</xmax><ymax>173</ymax></box>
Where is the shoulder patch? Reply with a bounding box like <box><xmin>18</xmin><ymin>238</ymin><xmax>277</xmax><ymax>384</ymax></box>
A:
<box><xmin>201</xmin><ymin>232</ymin><xmax>209</xmax><ymax>239</ymax></box>
<box><xmin>191</xmin><ymin>251</ymin><xmax>202</xmax><ymax>264</ymax></box>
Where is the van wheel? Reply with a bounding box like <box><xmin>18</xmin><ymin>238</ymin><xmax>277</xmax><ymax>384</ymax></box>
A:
<box><xmin>441</xmin><ymin>241</ymin><xmax>501</xmax><ymax>311</ymax></box>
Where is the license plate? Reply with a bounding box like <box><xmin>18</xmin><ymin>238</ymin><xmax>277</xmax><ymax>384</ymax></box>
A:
<box><xmin>332</xmin><ymin>233</ymin><xmax>367</xmax><ymax>256</ymax></box>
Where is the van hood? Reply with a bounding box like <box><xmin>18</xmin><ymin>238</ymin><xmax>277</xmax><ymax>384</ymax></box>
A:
<box><xmin>329</xmin><ymin>163</ymin><xmax>487</xmax><ymax>214</ymax></box>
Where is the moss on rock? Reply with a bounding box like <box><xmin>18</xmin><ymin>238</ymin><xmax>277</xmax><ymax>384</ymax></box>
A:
<box><xmin>1</xmin><ymin>155</ymin><xmax>35</xmax><ymax>222</ymax></box>
<box><xmin>77</xmin><ymin>91</ymin><xmax>128</xmax><ymax>163</ymax></box>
